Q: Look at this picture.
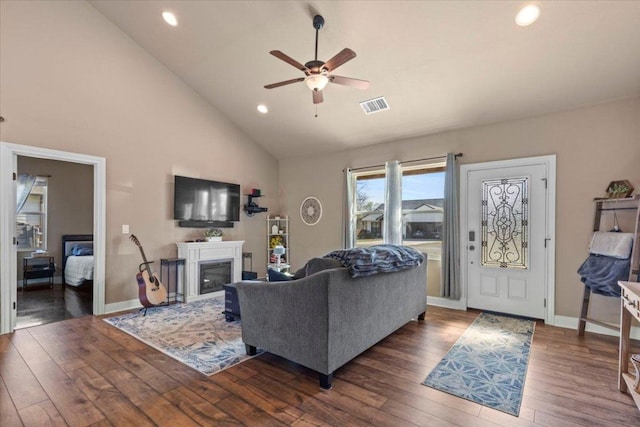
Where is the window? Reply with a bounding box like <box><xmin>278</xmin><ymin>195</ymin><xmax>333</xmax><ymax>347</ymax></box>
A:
<box><xmin>16</xmin><ymin>176</ymin><xmax>48</xmax><ymax>251</ymax></box>
<box><xmin>355</xmin><ymin>172</ymin><xmax>386</xmax><ymax>247</ymax></box>
<box><xmin>400</xmin><ymin>165</ymin><xmax>445</xmax><ymax>262</ymax></box>
<box><xmin>352</xmin><ymin>163</ymin><xmax>445</xmax><ymax>296</ymax></box>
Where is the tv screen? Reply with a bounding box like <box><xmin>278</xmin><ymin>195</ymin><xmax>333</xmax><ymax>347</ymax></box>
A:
<box><xmin>173</xmin><ymin>175</ymin><xmax>241</xmax><ymax>222</ymax></box>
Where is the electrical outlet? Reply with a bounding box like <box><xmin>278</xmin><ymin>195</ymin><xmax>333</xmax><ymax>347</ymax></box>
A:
<box><xmin>122</xmin><ymin>224</ymin><xmax>130</xmax><ymax>234</ymax></box>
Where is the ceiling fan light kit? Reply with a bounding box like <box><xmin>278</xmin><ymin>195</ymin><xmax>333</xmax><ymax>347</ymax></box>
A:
<box><xmin>265</xmin><ymin>14</ymin><xmax>370</xmax><ymax>104</ymax></box>
<box><xmin>305</xmin><ymin>74</ymin><xmax>329</xmax><ymax>91</ymax></box>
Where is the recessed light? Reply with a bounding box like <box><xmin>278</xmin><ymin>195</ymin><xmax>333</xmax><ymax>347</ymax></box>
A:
<box><xmin>162</xmin><ymin>11</ymin><xmax>178</xmax><ymax>27</ymax></box>
<box><xmin>515</xmin><ymin>4</ymin><xmax>540</xmax><ymax>27</ymax></box>
<box><xmin>257</xmin><ymin>104</ymin><xmax>269</xmax><ymax>114</ymax></box>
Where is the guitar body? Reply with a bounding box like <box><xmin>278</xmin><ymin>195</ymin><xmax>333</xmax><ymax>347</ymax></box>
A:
<box><xmin>136</xmin><ymin>270</ymin><xmax>168</xmax><ymax>307</ymax></box>
<box><xmin>130</xmin><ymin>234</ymin><xmax>168</xmax><ymax>308</ymax></box>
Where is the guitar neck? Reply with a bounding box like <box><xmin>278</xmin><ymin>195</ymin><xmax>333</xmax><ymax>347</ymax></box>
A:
<box><xmin>137</xmin><ymin>246</ymin><xmax>155</xmax><ymax>281</ymax></box>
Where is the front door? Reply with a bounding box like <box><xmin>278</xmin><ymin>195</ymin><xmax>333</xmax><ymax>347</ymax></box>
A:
<box><xmin>463</xmin><ymin>158</ymin><xmax>551</xmax><ymax>319</ymax></box>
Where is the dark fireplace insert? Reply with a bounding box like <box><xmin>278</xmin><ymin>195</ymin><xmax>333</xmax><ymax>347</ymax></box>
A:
<box><xmin>199</xmin><ymin>259</ymin><xmax>232</xmax><ymax>294</ymax></box>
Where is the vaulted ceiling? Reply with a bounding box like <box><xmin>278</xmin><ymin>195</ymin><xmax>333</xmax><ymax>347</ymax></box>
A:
<box><xmin>89</xmin><ymin>1</ymin><xmax>640</xmax><ymax>159</ymax></box>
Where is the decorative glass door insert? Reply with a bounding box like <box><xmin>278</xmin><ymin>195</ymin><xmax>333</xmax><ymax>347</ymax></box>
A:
<box><xmin>481</xmin><ymin>177</ymin><xmax>529</xmax><ymax>269</ymax></box>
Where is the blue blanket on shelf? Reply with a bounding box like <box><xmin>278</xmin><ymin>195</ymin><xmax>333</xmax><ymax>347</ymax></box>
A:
<box><xmin>577</xmin><ymin>254</ymin><xmax>630</xmax><ymax>297</ymax></box>
<box><xmin>324</xmin><ymin>244</ymin><xmax>425</xmax><ymax>278</ymax></box>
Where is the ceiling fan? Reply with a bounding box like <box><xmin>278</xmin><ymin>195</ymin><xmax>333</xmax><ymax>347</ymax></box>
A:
<box><xmin>265</xmin><ymin>14</ymin><xmax>370</xmax><ymax>104</ymax></box>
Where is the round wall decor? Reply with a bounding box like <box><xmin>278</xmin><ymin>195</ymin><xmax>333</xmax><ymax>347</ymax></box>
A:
<box><xmin>300</xmin><ymin>196</ymin><xmax>323</xmax><ymax>226</ymax></box>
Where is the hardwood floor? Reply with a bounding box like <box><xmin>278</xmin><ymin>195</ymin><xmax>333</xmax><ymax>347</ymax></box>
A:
<box><xmin>1</xmin><ymin>306</ymin><xmax>639</xmax><ymax>426</ymax></box>
<box><xmin>16</xmin><ymin>283</ymin><xmax>93</xmax><ymax>329</ymax></box>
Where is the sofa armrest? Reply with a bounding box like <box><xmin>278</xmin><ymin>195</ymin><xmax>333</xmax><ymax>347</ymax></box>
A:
<box><xmin>236</xmin><ymin>271</ymin><xmax>337</xmax><ymax>374</ymax></box>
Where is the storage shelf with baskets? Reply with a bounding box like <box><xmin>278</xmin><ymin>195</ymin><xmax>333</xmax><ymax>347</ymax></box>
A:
<box><xmin>267</xmin><ymin>215</ymin><xmax>290</xmax><ymax>273</ymax></box>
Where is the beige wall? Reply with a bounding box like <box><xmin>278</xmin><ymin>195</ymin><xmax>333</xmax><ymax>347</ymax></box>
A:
<box><xmin>17</xmin><ymin>157</ymin><xmax>93</xmax><ymax>281</ymax></box>
<box><xmin>2</xmin><ymin>1</ymin><xmax>639</xmax><ymax>325</ymax></box>
<box><xmin>280</xmin><ymin>97</ymin><xmax>640</xmax><ymax>321</ymax></box>
<box><xmin>1</xmin><ymin>1</ymin><xmax>278</xmax><ymax>306</ymax></box>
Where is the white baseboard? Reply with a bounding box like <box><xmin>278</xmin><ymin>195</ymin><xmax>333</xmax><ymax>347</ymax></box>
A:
<box><xmin>427</xmin><ymin>296</ymin><xmax>467</xmax><ymax>310</ymax></box>
<box><xmin>553</xmin><ymin>315</ymin><xmax>640</xmax><ymax>340</ymax></box>
<box><xmin>104</xmin><ymin>298</ymin><xmax>142</xmax><ymax>314</ymax></box>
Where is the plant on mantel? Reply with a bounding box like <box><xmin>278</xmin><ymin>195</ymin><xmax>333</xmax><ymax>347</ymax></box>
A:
<box><xmin>204</xmin><ymin>227</ymin><xmax>223</xmax><ymax>241</ymax></box>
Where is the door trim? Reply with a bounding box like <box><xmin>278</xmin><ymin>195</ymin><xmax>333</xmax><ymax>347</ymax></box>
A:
<box><xmin>0</xmin><ymin>142</ymin><xmax>106</xmax><ymax>334</ymax></box>
<box><xmin>460</xmin><ymin>155</ymin><xmax>556</xmax><ymax>323</ymax></box>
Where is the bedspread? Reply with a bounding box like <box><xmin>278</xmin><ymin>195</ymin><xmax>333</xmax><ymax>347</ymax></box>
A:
<box><xmin>64</xmin><ymin>255</ymin><xmax>94</xmax><ymax>286</ymax></box>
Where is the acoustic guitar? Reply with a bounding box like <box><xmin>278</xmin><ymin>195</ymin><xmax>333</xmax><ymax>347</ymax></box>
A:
<box><xmin>129</xmin><ymin>234</ymin><xmax>168</xmax><ymax>307</ymax></box>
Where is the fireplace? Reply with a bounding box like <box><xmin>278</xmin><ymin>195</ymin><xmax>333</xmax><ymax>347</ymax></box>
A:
<box><xmin>199</xmin><ymin>259</ymin><xmax>232</xmax><ymax>294</ymax></box>
<box><xmin>176</xmin><ymin>240</ymin><xmax>244</xmax><ymax>303</ymax></box>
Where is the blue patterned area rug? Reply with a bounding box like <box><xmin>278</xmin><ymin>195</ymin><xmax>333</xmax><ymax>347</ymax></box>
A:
<box><xmin>422</xmin><ymin>312</ymin><xmax>535</xmax><ymax>416</ymax></box>
<box><xmin>104</xmin><ymin>297</ymin><xmax>256</xmax><ymax>375</ymax></box>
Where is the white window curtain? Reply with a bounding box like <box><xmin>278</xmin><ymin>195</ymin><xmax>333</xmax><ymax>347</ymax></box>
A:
<box><xmin>383</xmin><ymin>160</ymin><xmax>402</xmax><ymax>245</ymax></box>
<box><xmin>343</xmin><ymin>168</ymin><xmax>355</xmax><ymax>249</ymax></box>
<box><xmin>16</xmin><ymin>173</ymin><xmax>36</xmax><ymax>213</ymax></box>
<box><xmin>441</xmin><ymin>153</ymin><xmax>460</xmax><ymax>299</ymax></box>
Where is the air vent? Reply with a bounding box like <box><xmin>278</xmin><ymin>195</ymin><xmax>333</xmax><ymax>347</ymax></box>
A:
<box><xmin>360</xmin><ymin>96</ymin><xmax>390</xmax><ymax>115</ymax></box>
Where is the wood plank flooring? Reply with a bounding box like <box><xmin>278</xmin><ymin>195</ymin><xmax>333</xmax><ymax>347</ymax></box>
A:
<box><xmin>16</xmin><ymin>282</ymin><xmax>93</xmax><ymax>329</ymax></box>
<box><xmin>1</xmin><ymin>306</ymin><xmax>639</xmax><ymax>426</ymax></box>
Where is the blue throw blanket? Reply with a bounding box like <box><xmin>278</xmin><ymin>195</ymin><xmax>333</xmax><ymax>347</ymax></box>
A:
<box><xmin>577</xmin><ymin>254</ymin><xmax>630</xmax><ymax>297</ymax></box>
<box><xmin>324</xmin><ymin>244</ymin><xmax>425</xmax><ymax>278</ymax></box>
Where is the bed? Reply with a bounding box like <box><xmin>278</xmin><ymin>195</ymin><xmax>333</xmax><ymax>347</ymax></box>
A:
<box><xmin>62</xmin><ymin>234</ymin><xmax>94</xmax><ymax>286</ymax></box>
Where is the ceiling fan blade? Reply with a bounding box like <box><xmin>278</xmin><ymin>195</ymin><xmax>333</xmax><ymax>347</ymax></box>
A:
<box><xmin>270</xmin><ymin>50</ymin><xmax>308</xmax><ymax>72</ymax></box>
<box><xmin>329</xmin><ymin>75</ymin><xmax>370</xmax><ymax>90</ymax></box>
<box><xmin>264</xmin><ymin>77</ymin><xmax>305</xmax><ymax>89</ymax></box>
<box><xmin>323</xmin><ymin>48</ymin><xmax>356</xmax><ymax>72</ymax></box>
<box><xmin>312</xmin><ymin>90</ymin><xmax>324</xmax><ymax>104</ymax></box>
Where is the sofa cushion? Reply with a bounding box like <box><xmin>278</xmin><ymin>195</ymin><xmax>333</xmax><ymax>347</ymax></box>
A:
<box><xmin>305</xmin><ymin>258</ymin><xmax>344</xmax><ymax>276</ymax></box>
<box><xmin>324</xmin><ymin>244</ymin><xmax>425</xmax><ymax>277</ymax></box>
<box><xmin>292</xmin><ymin>266</ymin><xmax>307</xmax><ymax>280</ymax></box>
<box><xmin>267</xmin><ymin>269</ymin><xmax>292</xmax><ymax>282</ymax></box>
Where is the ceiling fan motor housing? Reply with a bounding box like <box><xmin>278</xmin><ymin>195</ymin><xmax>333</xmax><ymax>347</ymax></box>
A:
<box><xmin>304</xmin><ymin>60</ymin><xmax>326</xmax><ymax>74</ymax></box>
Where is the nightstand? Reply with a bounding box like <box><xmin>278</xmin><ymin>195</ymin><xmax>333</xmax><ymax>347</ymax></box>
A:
<box><xmin>23</xmin><ymin>256</ymin><xmax>55</xmax><ymax>290</ymax></box>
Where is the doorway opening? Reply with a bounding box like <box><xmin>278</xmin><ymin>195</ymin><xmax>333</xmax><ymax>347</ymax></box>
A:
<box><xmin>0</xmin><ymin>142</ymin><xmax>106</xmax><ymax>334</ymax></box>
<box><xmin>15</xmin><ymin>156</ymin><xmax>94</xmax><ymax>329</ymax></box>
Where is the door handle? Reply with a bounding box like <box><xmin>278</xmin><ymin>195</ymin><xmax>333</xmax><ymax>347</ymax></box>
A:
<box><xmin>469</xmin><ymin>245</ymin><xmax>475</xmax><ymax>251</ymax></box>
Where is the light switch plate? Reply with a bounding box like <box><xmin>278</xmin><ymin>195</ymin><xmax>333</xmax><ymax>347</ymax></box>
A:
<box><xmin>122</xmin><ymin>224</ymin><xmax>130</xmax><ymax>234</ymax></box>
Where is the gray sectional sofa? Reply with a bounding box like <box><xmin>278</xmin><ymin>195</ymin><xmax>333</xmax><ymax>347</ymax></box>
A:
<box><xmin>236</xmin><ymin>260</ymin><xmax>427</xmax><ymax>389</ymax></box>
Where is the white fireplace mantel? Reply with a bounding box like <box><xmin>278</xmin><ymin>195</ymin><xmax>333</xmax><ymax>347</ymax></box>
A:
<box><xmin>176</xmin><ymin>240</ymin><xmax>244</xmax><ymax>302</ymax></box>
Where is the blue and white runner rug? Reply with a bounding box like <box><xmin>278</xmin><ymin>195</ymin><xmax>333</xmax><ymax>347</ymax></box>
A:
<box><xmin>423</xmin><ymin>312</ymin><xmax>535</xmax><ymax>416</ymax></box>
<box><xmin>104</xmin><ymin>297</ymin><xmax>257</xmax><ymax>375</ymax></box>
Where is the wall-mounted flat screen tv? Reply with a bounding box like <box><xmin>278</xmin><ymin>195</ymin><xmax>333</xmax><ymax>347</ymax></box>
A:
<box><xmin>173</xmin><ymin>175</ymin><xmax>241</xmax><ymax>223</ymax></box>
